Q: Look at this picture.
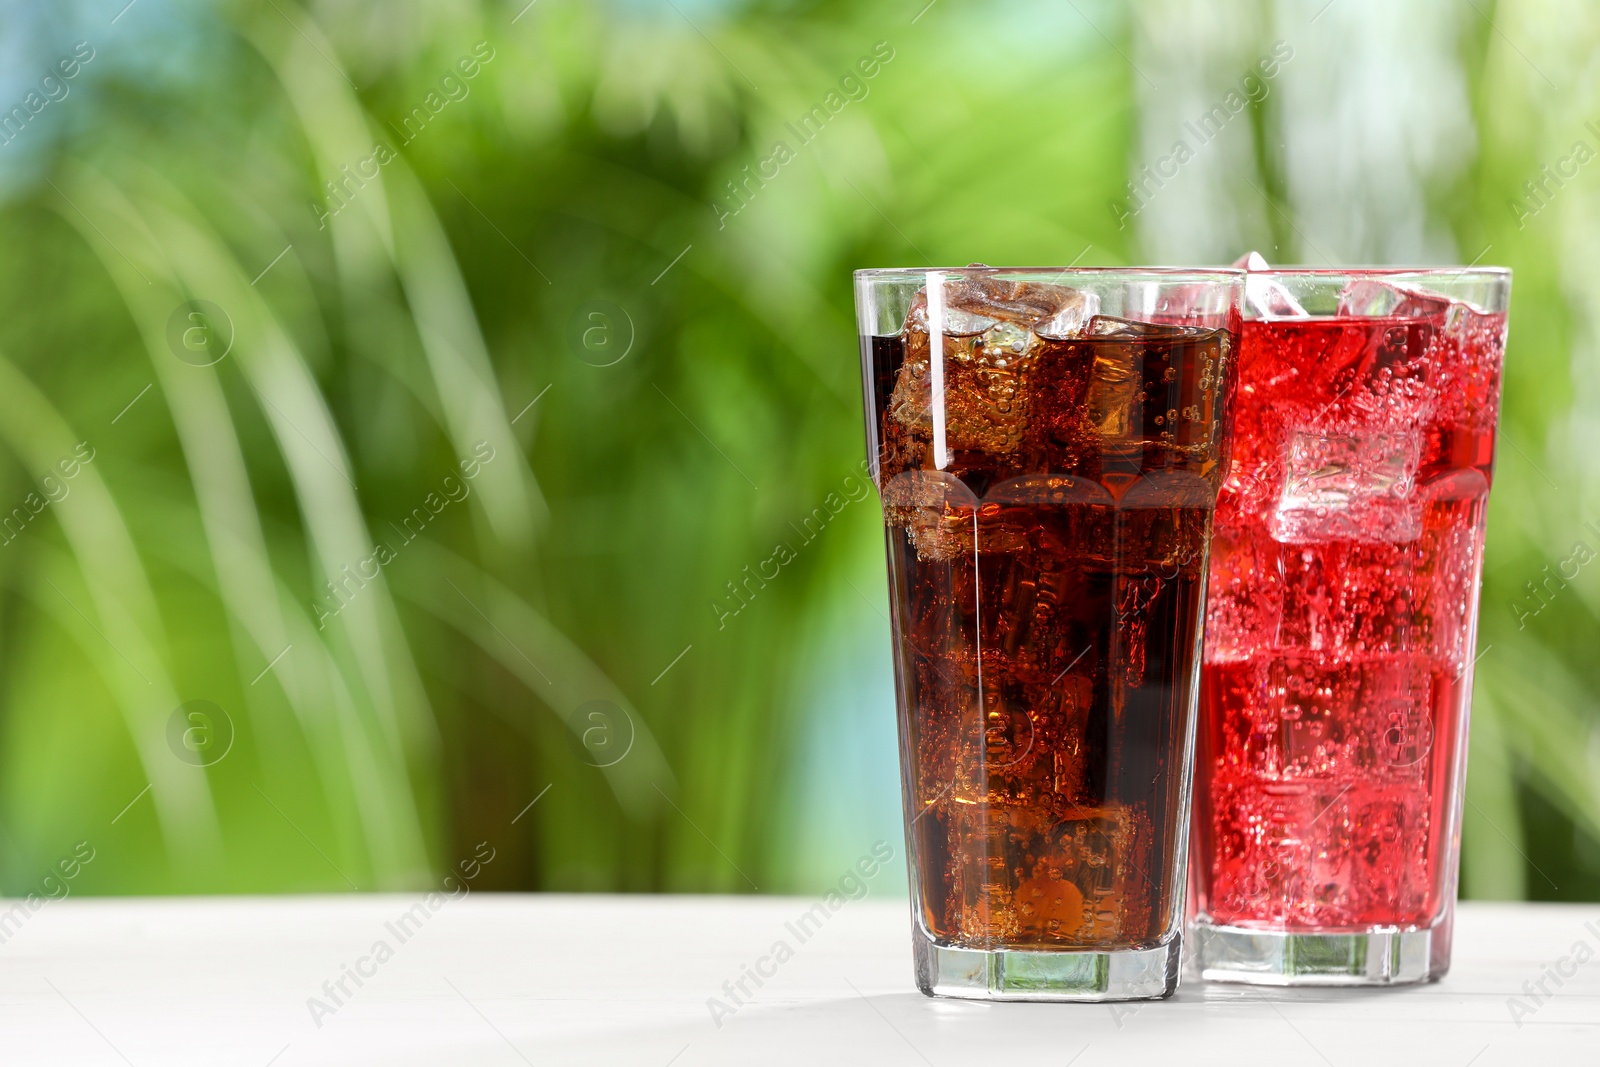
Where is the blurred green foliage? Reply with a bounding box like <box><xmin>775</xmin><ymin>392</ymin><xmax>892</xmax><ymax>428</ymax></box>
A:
<box><xmin>0</xmin><ymin>0</ymin><xmax>1593</xmax><ymax>901</ymax></box>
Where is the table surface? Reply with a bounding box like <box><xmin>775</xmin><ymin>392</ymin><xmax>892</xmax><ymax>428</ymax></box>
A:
<box><xmin>2</xmin><ymin>895</ymin><xmax>1596</xmax><ymax>1065</ymax></box>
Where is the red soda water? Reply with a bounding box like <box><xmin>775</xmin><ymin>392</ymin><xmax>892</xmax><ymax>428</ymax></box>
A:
<box><xmin>1194</xmin><ymin>282</ymin><xmax>1506</xmax><ymax>931</ymax></box>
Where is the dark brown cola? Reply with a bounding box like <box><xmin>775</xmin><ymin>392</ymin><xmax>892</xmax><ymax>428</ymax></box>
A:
<box><xmin>865</xmin><ymin>276</ymin><xmax>1230</xmax><ymax>950</ymax></box>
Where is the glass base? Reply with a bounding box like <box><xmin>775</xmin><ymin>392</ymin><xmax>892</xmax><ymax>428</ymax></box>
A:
<box><xmin>1190</xmin><ymin>920</ymin><xmax>1447</xmax><ymax>986</ymax></box>
<box><xmin>913</xmin><ymin>927</ymin><xmax>1181</xmax><ymax>1002</ymax></box>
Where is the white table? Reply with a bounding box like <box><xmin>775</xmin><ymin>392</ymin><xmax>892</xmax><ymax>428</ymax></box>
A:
<box><xmin>3</xmin><ymin>895</ymin><xmax>1595</xmax><ymax>1065</ymax></box>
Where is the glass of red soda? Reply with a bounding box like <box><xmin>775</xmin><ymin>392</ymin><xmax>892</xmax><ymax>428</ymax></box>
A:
<box><xmin>1190</xmin><ymin>266</ymin><xmax>1511</xmax><ymax>985</ymax></box>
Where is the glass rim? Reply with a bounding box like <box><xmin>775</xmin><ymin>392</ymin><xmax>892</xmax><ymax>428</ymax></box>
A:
<box><xmin>1237</xmin><ymin>265</ymin><xmax>1511</xmax><ymax>278</ymax></box>
<box><xmin>853</xmin><ymin>266</ymin><xmax>1245</xmax><ymax>281</ymax></box>
<box><xmin>853</xmin><ymin>265</ymin><xmax>1511</xmax><ymax>279</ymax></box>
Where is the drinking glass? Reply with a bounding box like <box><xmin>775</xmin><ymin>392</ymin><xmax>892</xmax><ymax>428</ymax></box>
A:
<box><xmin>856</xmin><ymin>267</ymin><xmax>1241</xmax><ymax>1000</ymax></box>
<box><xmin>1190</xmin><ymin>267</ymin><xmax>1511</xmax><ymax>985</ymax></box>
